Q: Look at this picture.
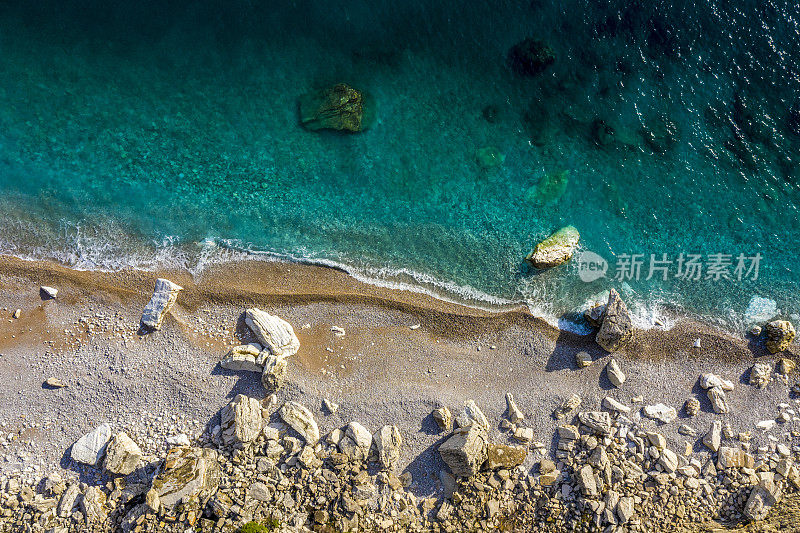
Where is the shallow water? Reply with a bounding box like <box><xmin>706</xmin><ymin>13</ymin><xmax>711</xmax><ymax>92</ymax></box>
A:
<box><xmin>1</xmin><ymin>0</ymin><xmax>799</xmax><ymax>332</ymax></box>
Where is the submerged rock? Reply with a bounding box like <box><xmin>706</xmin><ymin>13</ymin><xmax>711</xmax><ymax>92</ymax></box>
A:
<box><xmin>508</xmin><ymin>38</ymin><xmax>555</xmax><ymax>76</ymax></box>
<box><xmin>475</xmin><ymin>146</ymin><xmax>505</xmax><ymax>169</ymax></box>
<box><xmin>299</xmin><ymin>83</ymin><xmax>369</xmax><ymax>132</ymax></box>
<box><xmin>765</xmin><ymin>320</ymin><xmax>795</xmax><ymax>353</ymax></box>
<box><xmin>525</xmin><ymin>170</ymin><xmax>569</xmax><ymax>206</ymax></box>
<box><xmin>595</xmin><ymin>289</ymin><xmax>633</xmax><ymax>352</ymax></box>
<box><xmin>140</xmin><ymin>278</ymin><xmax>183</xmax><ymax>330</ymax></box>
<box><xmin>525</xmin><ymin>226</ymin><xmax>580</xmax><ymax>269</ymax></box>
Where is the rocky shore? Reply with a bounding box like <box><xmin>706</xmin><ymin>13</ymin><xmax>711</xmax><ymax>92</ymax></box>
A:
<box><xmin>0</xmin><ymin>256</ymin><xmax>799</xmax><ymax>532</ymax></box>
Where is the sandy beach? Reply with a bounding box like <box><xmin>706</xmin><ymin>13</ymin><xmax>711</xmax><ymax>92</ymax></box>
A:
<box><xmin>0</xmin><ymin>254</ymin><xmax>798</xmax><ymax>532</ymax></box>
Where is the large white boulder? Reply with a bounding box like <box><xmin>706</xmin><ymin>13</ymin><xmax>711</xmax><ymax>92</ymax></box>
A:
<box><xmin>140</xmin><ymin>278</ymin><xmax>183</xmax><ymax>330</ymax></box>
<box><xmin>245</xmin><ymin>308</ymin><xmax>299</xmax><ymax>358</ymax></box>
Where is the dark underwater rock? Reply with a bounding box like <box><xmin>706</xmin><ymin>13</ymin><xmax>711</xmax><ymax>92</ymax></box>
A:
<box><xmin>787</xmin><ymin>106</ymin><xmax>800</xmax><ymax>136</ymax></box>
<box><xmin>299</xmin><ymin>84</ymin><xmax>369</xmax><ymax>133</ymax></box>
<box><xmin>591</xmin><ymin>119</ymin><xmax>615</xmax><ymax>146</ymax></box>
<box><xmin>508</xmin><ymin>38</ymin><xmax>555</xmax><ymax>76</ymax></box>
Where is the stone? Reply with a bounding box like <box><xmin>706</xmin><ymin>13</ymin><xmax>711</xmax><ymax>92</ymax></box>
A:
<box><xmin>475</xmin><ymin>146</ymin><xmax>505</xmax><ymax>169</ymax></box>
<box><xmin>71</xmin><ymin>423</ymin><xmax>112</xmax><ymax>466</ymax></box>
<box><xmin>248</xmin><ymin>482</ymin><xmax>272</xmax><ymax>502</ymax></box>
<box><xmin>643</xmin><ymin>403</ymin><xmax>677</xmax><ymax>424</ymax></box>
<box><xmin>220</xmin><ymin>344</ymin><xmax>262</xmax><ymax>372</ymax></box>
<box><xmin>659</xmin><ymin>449</ymin><xmax>678</xmax><ymax>473</ymax></box>
<box><xmin>438</xmin><ymin>425</ymin><xmax>488</xmax><ymax>478</ymax></box>
<box><xmin>744</xmin><ymin>483</ymin><xmax>781</xmax><ymax>521</ymax></box>
<box><xmin>166</xmin><ymin>434</ymin><xmax>190</xmax><ymax>447</ymax></box>
<box><xmin>81</xmin><ymin>486</ymin><xmax>106</xmax><ymax>523</ymax></box>
<box><xmin>432</xmin><ymin>407</ymin><xmax>453</xmax><ymax>432</ymax></box>
<box><xmin>144</xmin><ymin>489</ymin><xmax>160</xmax><ymax>512</ymax></box>
<box><xmin>717</xmin><ymin>446</ymin><xmax>754</xmax><ymax>469</ymax></box>
<box><xmin>140</xmin><ymin>278</ymin><xmax>182</xmax><ymax>330</ymax></box>
<box><xmin>512</xmin><ymin>426</ymin><xmax>535</xmax><ymax>444</ymax></box>
<box><xmin>577</xmin><ymin>464</ymin><xmax>598</xmax><ymax>497</ymax></box>
<box><xmin>11</xmin><ymin>308</ymin><xmax>20</xmax><ymax>319</ymax></box>
<box><xmin>540</xmin><ymin>470</ymin><xmax>560</xmax><ymax>486</ymax></box>
<box><xmin>578</xmin><ymin>411</ymin><xmax>612</xmax><ymax>435</ymax></box>
<box><xmin>40</xmin><ymin>286</ymin><xmax>58</xmax><ymax>299</ymax></box>
<box><xmin>584</xmin><ymin>304</ymin><xmax>606</xmax><ymax>329</ymax></box>
<box><xmin>103</xmin><ymin>432</ymin><xmax>143</xmax><ymax>475</ymax></box>
<box><xmin>220</xmin><ymin>394</ymin><xmax>262</xmax><ymax>447</ymax></box>
<box><xmin>373</xmin><ymin>425</ymin><xmax>402</xmax><ymax>470</ymax></box>
<box><xmin>508</xmin><ymin>38</ymin><xmax>555</xmax><ymax>76</ymax></box>
<box><xmin>526</xmin><ymin>170</ymin><xmax>570</xmax><ymax>206</ymax></box>
<box><xmin>525</xmin><ymin>226</ymin><xmax>580</xmax><ymax>268</ymax></box>
<box><xmin>485</xmin><ymin>443</ymin><xmax>527</xmax><ymax>470</ymax></box>
<box><xmin>617</xmin><ymin>496</ymin><xmax>635</xmax><ymax>524</ymax></box>
<box><xmin>44</xmin><ymin>377</ymin><xmax>67</xmax><ymax>388</ymax></box>
<box><xmin>707</xmin><ymin>387</ymin><xmax>729</xmax><ymax>414</ymax></box>
<box><xmin>279</xmin><ymin>401</ymin><xmax>319</xmax><ymax>444</ymax></box>
<box><xmin>151</xmin><ymin>447</ymin><xmax>220</xmax><ymax>509</ymax></box>
<box><xmin>554</xmin><ymin>394</ymin><xmax>581</xmax><ymax>419</ymax></box>
<box><xmin>299</xmin><ymin>83</ymin><xmax>370</xmax><ymax>133</ymax></box>
<box><xmin>505</xmin><ymin>393</ymin><xmax>524</xmax><ymax>423</ymax></box>
<box><xmin>260</xmin><ymin>351</ymin><xmax>288</xmax><ymax>393</ymax></box>
<box><xmin>606</xmin><ymin>358</ymin><xmax>626</xmax><ymax>387</ymax></box>
<box><xmin>646</xmin><ymin>432</ymin><xmax>667</xmax><ymax>449</ymax></box>
<box><xmin>596</xmin><ymin>289</ymin><xmax>634</xmax><ymax>352</ymax></box>
<box><xmin>460</xmin><ymin>400</ymin><xmax>490</xmax><ymax>431</ymax></box>
<box><xmin>684</xmin><ymin>398</ymin><xmax>700</xmax><ymax>416</ymax></box>
<box><xmin>749</xmin><ymin>361</ymin><xmax>772</xmax><ymax>388</ymax></box>
<box><xmin>703</xmin><ymin>421</ymin><xmax>722</xmax><ymax>452</ymax></box>
<box><xmin>558</xmin><ymin>424</ymin><xmax>580</xmax><ymax>440</ymax></box>
<box><xmin>765</xmin><ymin>320</ymin><xmax>795</xmax><ymax>353</ymax></box>
<box><xmin>575</xmin><ymin>351</ymin><xmax>593</xmax><ymax>368</ymax></box>
<box><xmin>778</xmin><ymin>358</ymin><xmax>796</xmax><ymax>375</ymax></box>
<box><xmin>57</xmin><ymin>484</ymin><xmax>80</xmax><ymax>517</ymax></box>
<box><xmin>699</xmin><ymin>373</ymin><xmax>735</xmax><ymax>391</ymax></box>
<box><xmin>602</xmin><ymin>396</ymin><xmax>631</xmax><ymax>414</ymax></box>
<box><xmin>245</xmin><ymin>308</ymin><xmax>300</xmax><ymax>358</ymax></box>
<box><xmin>322</xmin><ymin>398</ymin><xmax>339</xmax><ymax>414</ymax></box>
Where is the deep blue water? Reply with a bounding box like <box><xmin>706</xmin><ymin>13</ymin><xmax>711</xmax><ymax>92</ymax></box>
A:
<box><xmin>1</xmin><ymin>0</ymin><xmax>800</xmax><ymax>332</ymax></box>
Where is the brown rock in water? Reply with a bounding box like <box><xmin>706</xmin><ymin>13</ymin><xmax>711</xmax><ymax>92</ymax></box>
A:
<box><xmin>299</xmin><ymin>84</ymin><xmax>365</xmax><ymax>132</ymax></box>
<box><xmin>525</xmin><ymin>226</ymin><xmax>580</xmax><ymax>268</ymax></box>
<box><xmin>765</xmin><ymin>320</ymin><xmax>796</xmax><ymax>353</ymax></box>
<box><xmin>595</xmin><ymin>289</ymin><xmax>633</xmax><ymax>352</ymax></box>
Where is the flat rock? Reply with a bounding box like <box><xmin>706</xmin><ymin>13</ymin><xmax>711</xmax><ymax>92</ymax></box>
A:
<box><xmin>44</xmin><ymin>377</ymin><xmax>67</xmax><ymax>388</ymax></box>
<box><xmin>578</xmin><ymin>411</ymin><xmax>612</xmax><ymax>435</ymax></box>
<box><xmin>151</xmin><ymin>447</ymin><xmax>220</xmax><ymax>510</ymax></box>
<box><xmin>40</xmin><ymin>286</ymin><xmax>58</xmax><ymax>299</ymax></box>
<box><xmin>717</xmin><ymin>446</ymin><xmax>754</xmax><ymax>469</ymax></box>
<box><xmin>245</xmin><ymin>308</ymin><xmax>300</xmax><ymax>358</ymax></box>
<box><xmin>602</xmin><ymin>396</ymin><xmax>631</xmax><ymax>414</ymax></box>
<box><xmin>140</xmin><ymin>278</ymin><xmax>182</xmax><ymax>330</ymax></box>
<box><xmin>103</xmin><ymin>432</ymin><xmax>143</xmax><ymax>475</ymax></box>
<box><xmin>643</xmin><ymin>403</ymin><xmax>677</xmax><ymax>424</ymax></box>
<box><xmin>485</xmin><ymin>443</ymin><xmax>527</xmax><ymax>470</ymax></box>
<box><xmin>699</xmin><ymin>373</ymin><xmax>735</xmax><ymax>391</ymax></box>
<box><xmin>606</xmin><ymin>358</ymin><xmax>626</xmax><ymax>387</ymax></box>
<box><xmin>279</xmin><ymin>401</ymin><xmax>319</xmax><ymax>444</ymax></box>
<box><xmin>220</xmin><ymin>394</ymin><xmax>263</xmax><ymax>447</ymax></box>
<box><xmin>525</xmin><ymin>226</ymin><xmax>580</xmax><ymax>268</ymax></box>
<box><xmin>71</xmin><ymin>423</ymin><xmax>112</xmax><ymax>466</ymax></box>
<box><xmin>439</xmin><ymin>425</ymin><xmax>488</xmax><ymax>478</ymax></box>
<box><xmin>220</xmin><ymin>344</ymin><xmax>262</xmax><ymax>372</ymax></box>
<box><xmin>595</xmin><ymin>289</ymin><xmax>633</xmax><ymax>352</ymax></box>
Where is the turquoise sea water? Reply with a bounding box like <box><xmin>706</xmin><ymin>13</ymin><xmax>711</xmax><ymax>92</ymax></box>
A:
<box><xmin>1</xmin><ymin>1</ymin><xmax>800</xmax><ymax>332</ymax></box>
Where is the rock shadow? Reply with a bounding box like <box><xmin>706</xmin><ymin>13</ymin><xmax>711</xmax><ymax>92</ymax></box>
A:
<box><xmin>545</xmin><ymin>326</ymin><xmax>604</xmax><ymax>372</ymax></box>
<box><xmin>402</xmin><ymin>434</ymin><xmax>451</xmax><ymax>498</ymax></box>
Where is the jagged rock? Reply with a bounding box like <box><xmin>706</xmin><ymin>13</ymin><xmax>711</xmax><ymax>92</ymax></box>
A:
<box><xmin>299</xmin><ymin>84</ymin><xmax>368</xmax><ymax>132</ymax></box>
<box><xmin>554</xmin><ymin>394</ymin><xmax>582</xmax><ymax>419</ymax></box>
<box><xmin>525</xmin><ymin>226</ymin><xmax>580</xmax><ymax>268</ymax></box>
<box><xmin>606</xmin><ymin>358</ymin><xmax>626</xmax><ymax>387</ymax></box>
<box><xmin>140</xmin><ymin>278</ymin><xmax>182</xmax><ymax>330</ymax></box>
<box><xmin>45</xmin><ymin>377</ymin><xmax>67</xmax><ymax>388</ymax></box>
<box><xmin>646</xmin><ymin>432</ymin><xmax>666</xmax><ymax>449</ymax></box>
<box><xmin>778</xmin><ymin>357</ymin><xmax>796</xmax><ymax>375</ymax></box>
<box><xmin>373</xmin><ymin>425</ymin><xmax>402</xmax><ymax>470</ymax></box>
<box><xmin>584</xmin><ymin>304</ymin><xmax>606</xmax><ymax>328</ymax></box>
<box><xmin>432</xmin><ymin>407</ymin><xmax>453</xmax><ymax>432</ymax></box>
<box><xmin>40</xmin><ymin>286</ymin><xmax>58</xmax><ymax>299</ymax></box>
<box><xmin>322</xmin><ymin>398</ymin><xmax>339</xmax><ymax>414</ymax></box>
<box><xmin>505</xmin><ymin>393</ymin><xmax>524</xmax><ymax>423</ymax></box>
<box><xmin>617</xmin><ymin>496</ymin><xmax>635</xmax><ymax>523</ymax></box>
<box><xmin>659</xmin><ymin>448</ymin><xmax>678</xmax><ymax>473</ymax></box>
<box><xmin>439</xmin><ymin>425</ymin><xmax>488</xmax><ymax>478</ymax></box>
<box><xmin>513</xmin><ymin>426</ymin><xmax>535</xmax><ymax>443</ymax></box>
<box><xmin>57</xmin><ymin>483</ymin><xmax>80</xmax><ymax>517</ymax></box>
<box><xmin>260</xmin><ymin>351</ymin><xmax>288</xmax><ymax>393</ymax></box>
<box><xmin>643</xmin><ymin>403</ymin><xmax>677</xmax><ymax>424</ymax></box>
<box><xmin>245</xmin><ymin>308</ymin><xmax>300</xmax><ymax>358</ymax></box>
<box><xmin>577</xmin><ymin>464</ymin><xmax>598</xmax><ymax>497</ymax></box>
<box><xmin>103</xmin><ymin>432</ymin><xmax>143</xmax><ymax>475</ymax></box>
<box><xmin>220</xmin><ymin>344</ymin><xmax>262</xmax><ymax>372</ymax></box>
<box><xmin>707</xmin><ymin>387</ymin><xmax>729</xmax><ymax>414</ymax></box>
<box><xmin>717</xmin><ymin>446</ymin><xmax>754</xmax><ymax>469</ymax></box>
<box><xmin>508</xmin><ymin>38</ymin><xmax>555</xmax><ymax>76</ymax></box>
<box><xmin>340</xmin><ymin>422</ymin><xmax>373</xmax><ymax>461</ymax></box>
<box><xmin>744</xmin><ymin>480</ymin><xmax>782</xmax><ymax>521</ymax></box>
<box><xmin>578</xmin><ymin>411</ymin><xmax>612</xmax><ymax>435</ymax></box>
<box><xmin>220</xmin><ymin>394</ymin><xmax>262</xmax><ymax>447</ymax></box>
<box><xmin>81</xmin><ymin>486</ymin><xmax>107</xmax><ymax>523</ymax></box>
<box><xmin>749</xmin><ymin>361</ymin><xmax>772</xmax><ymax>388</ymax></box>
<box><xmin>602</xmin><ymin>396</ymin><xmax>631</xmax><ymax>414</ymax></box>
<box><xmin>152</xmin><ymin>447</ymin><xmax>220</xmax><ymax>509</ymax></box>
<box><xmin>458</xmin><ymin>400</ymin><xmax>490</xmax><ymax>430</ymax></box>
<box><xmin>596</xmin><ymin>289</ymin><xmax>633</xmax><ymax>352</ymax></box>
<box><xmin>699</xmin><ymin>373</ymin><xmax>735</xmax><ymax>391</ymax></box>
<box><xmin>71</xmin><ymin>423</ymin><xmax>112</xmax><ymax>466</ymax></box>
<box><xmin>144</xmin><ymin>489</ymin><xmax>160</xmax><ymax>512</ymax></box>
<box><xmin>485</xmin><ymin>443</ymin><xmax>527</xmax><ymax>470</ymax></box>
<box><xmin>279</xmin><ymin>401</ymin><xmax>319</xmax><ymax>444</ymax></box>
<box><xmin>248</xmin><ymin>482</ymin><xmax>272</xmax><ymax>502</ymax></box>
<box><xmin>684</xmin><ymin>398</ymin><xmax>700</xmax><ymax>416</ymax></box>
<box><xmin>765</xmin><ymin>320</ymin><xmax>796</xmax><ymax>353</ymax></box>
<box><xmin>703</xmin><ymin>421</ymin><xmax>722</xmax><ymax>452</ymax></box>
